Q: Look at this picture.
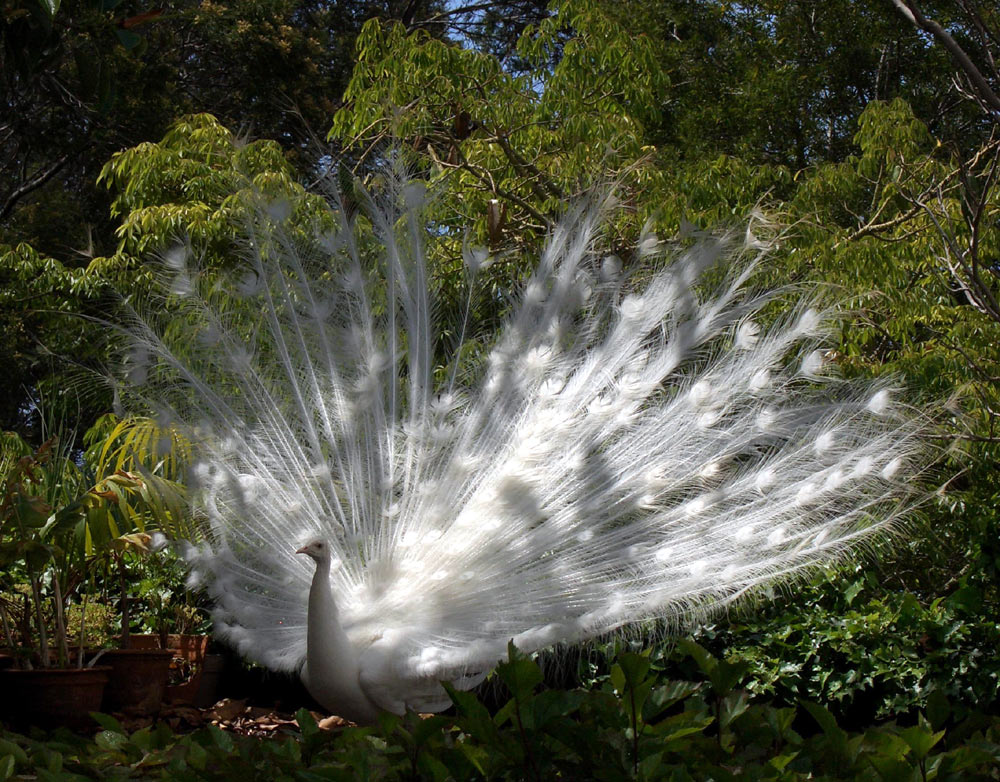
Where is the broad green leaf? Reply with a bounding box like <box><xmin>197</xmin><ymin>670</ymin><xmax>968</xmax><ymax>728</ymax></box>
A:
<box><xmin>899</xmin><ymin>724</ymin><xmax>945</xmax><ymax>761</ymax></box>
<box><xmin>115</xmin><ymin>28</ymin><xmax>142</xmax><ymax>50</ymax></box>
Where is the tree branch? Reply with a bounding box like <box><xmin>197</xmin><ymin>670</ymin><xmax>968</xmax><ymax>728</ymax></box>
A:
<box><xmin>892</xmin><ymin>0</ymin><xmax>1000</xmax><ymax>115</ymax></box>
<box><xmin>0</xmin><ymin>152</ymin><xmax>75</xmax><ymax>222</ymax></box>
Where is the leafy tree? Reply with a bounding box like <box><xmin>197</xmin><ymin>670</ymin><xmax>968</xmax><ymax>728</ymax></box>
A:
<box><xmin>94</xmin><ymin>113</ymin><xmax>324</xmax><ymax>268</ymax></box>
<box><xmin>0</xmin><ymin>114</ymin><xmax>321</xmax><ymax>437</ymax></box>
<box><xmin>1</xmin><ymin>0</ymin><xmax>459</xmax><ymax>264</ymax></box>
<box><xmin>0</xmin><ymin>0</ymin><xmax>457</xmax><ymax>436</ymax></box>
<box><xmin>0</xmin><ymin>241</ymin><xmax>111</xmax><ymax>435</ymax></box>
<box><xmin>635</xmin><ymin>0</ymin><xmax>973</xmax><ymax>167</ymax></box>
<box><xmin>1</xmin><ymin>0</ymin><xmax>165</xmax><ymax>261</ymax></box>
<box><xmin>330</xmin><ymin>0</ymin><xmax>667</xmax><ymax>258</ymax></box>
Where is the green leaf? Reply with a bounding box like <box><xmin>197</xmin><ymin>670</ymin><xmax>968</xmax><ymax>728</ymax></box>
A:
<box><xmin>531</xmin><ymin>689</ymin><xmax>585</xmax><ymax>727</ymax></box>
<box><xmin>496</xmin><ymin>644</ymin><xmax>542</xmax><ymax>701</ymax></box>
<box><xmin>115</xmin><ymin>28</ymin><xmax>143</xmax><ymax>51</ymax></box>
<box><xmin>676</xmin><ymin>639</ymin><xmax>717</xmax><ymax>679</ymax></box>
<box><xmin>296</xmin><ymin>707</ymin><xmax>319</xmax><ymax>739</ymax></box>
<box><xmin>457</xmin><ymin>743</ymin><xmax>491</xmax><ymax>776</ymax></box>
<box><xmin>900</xmin><ymin>724</ymin><xmax>945</xmax><ymax>761</ymax></box>
<box><xmin>186</xmin><ymin>740</ymin><xmax>208</xmax><ymax>771</ymax></box>
<box><xmin>768</xmin><ymin>752</ymin><xmax>799</xmax><ymax>772</ymax></box>
<box><xmin>638</xmin><ymin>750</ymin><xmax>663</xmax><ymax>779</ymax></box>
<box><xmin>94</xmin><ymin>730</ymin><xmax>129</xmax><ymax>751</ymax></box>
<box><xmin>208</xmin><ymin>725</ymin><xmax>234</xmax><ymax>753</ymax></box>
<box><xmin>925</xmin><ymin>690</ymin><xmax>950</xmax><ymax>731</ymax></box>
<box><xmin>0</xmin><ymin>755</ymin><xmax>15</xmax><ymax>782</ymax></box>
<box><xmin>412</xmin><ymin>714</ymin><xmax>449</xmax><ymax>745</ymax></box>
<box><xmin>868</xmin><ymin>754</ymin><xmax>918</xmax><ymax>781</ymax></box>
<box><xmin>649</xmin><ymin>709</ymin><xmax>714</xmax><ymax>741</ymax></box>
<box><xmin>713</xmin><ymin>660</ymin><xmax>750</xmax><ymax>696</ymax></box>
<box><xmin>0</xmin><ymin>742</ymin><xmax>26</xmax><ymax>769</ymax></box>
<box><xmin>645</xmin><ymin>680</ymin><xmax>700</xmax><ymax>719</ymax></box>
<box><xmin>946</xmin><ymin>585</ymin><xmax>983</xmax><ymax>614</ymax></box>
<box><xmin>443</xmin><ymin>684</ymin><xmax>498</xmax><ymax>743</ymax></box>
<box><xmin>719</xmin><ymin>691</ymin><xmax>749</xmax><ymax>729</ymax></box>
<box><xmin>617</xmin><ymin>651</ymin><xmax>651</xmax><ymax>685</ymax></box>
<box><xmin>844</xmin><ymin>580</ymin><xmax>863</xmax><ymax>605</ymax></box>
<box><xmin>417</xmin><ymin>752</ymin><xmax>451</xmax><ymax>782</ymax></box>
<box><xmin>801</xmin><ymin>700</ymin><xmax>848</xmax><ymax>757</ymax></box>
<box><xmin>91</xmin><ymin>712</ymin><xmax>124</xmax><ymax>733</ymax></box>
<box><xmin>43</xmin><ymin>749</ymin><xmax>62</xmax><ymax>773</ymax></box>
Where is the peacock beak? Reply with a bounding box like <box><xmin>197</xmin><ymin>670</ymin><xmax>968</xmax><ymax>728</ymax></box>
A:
<box><xmin>295</xmin><ymin>545</ymin><xmax>309</xmax><ymax>555</ymax></box>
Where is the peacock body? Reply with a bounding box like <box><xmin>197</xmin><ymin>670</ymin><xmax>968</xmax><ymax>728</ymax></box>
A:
<box><xmin>122</xmin><ymin>181</ymin><xmax>926</xmax><ymax>723</ymax></box>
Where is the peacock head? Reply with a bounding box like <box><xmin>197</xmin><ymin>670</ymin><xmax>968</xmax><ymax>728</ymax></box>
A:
<box><xmin>295</xmin><ymin>539</ymin><xmax>331</xmax><ymax>563</ymax></box>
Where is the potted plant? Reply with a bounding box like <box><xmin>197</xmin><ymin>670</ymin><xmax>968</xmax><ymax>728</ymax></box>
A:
<box><xmin>0</xmin><ymin>432</ymin><xmax>113</xmax><ymax>730</ymax></box>
<box><xmin>79</xmin><ymin>415</ymin><xmax>195</xmax><ymax>718</ymax></box>
<box><xmin>0</xmin><ymin>416</ymin><xmax>192</xmax><ymax>728</ymax></box>
<box><xmin>126</xmin><ymin>544</ymin><xmax>223</xmax><ymax>707</ymax></box>
<box><xmin>89</xmin><ymin>533</ymin><xmax>177</xmax><ymax>718</ymax></box>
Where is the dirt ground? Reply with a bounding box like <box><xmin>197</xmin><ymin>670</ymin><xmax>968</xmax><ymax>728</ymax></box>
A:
<box><xmin>120</xmin><ymin>699</ymin><xmax>354</xmax><ymax>737</ymax></box>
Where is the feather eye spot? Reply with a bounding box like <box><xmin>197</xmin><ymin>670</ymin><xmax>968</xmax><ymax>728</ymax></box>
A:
<box><xmin>852</xmin><ymin>456</ymin><xmax>875</xmax><ymax>477</ymax></box>
<box><xmin>867</xmin><ymin>389</ymin><xmax>892</xmax><ymax>416</ymax></box>
<box><xmin>620</xmin><ymin>295</ymin><xmax>645</xmax><ymax>321</ymax></box>
<box><xmin>755</xmin><ymin>468</ymin><xmax>776</xmax><ymax>493</ymax></box>
<box><xmin>881</xmin><ymin>456</ymin><xmax>904</xmax><ymax>479</ymax></box>
<box><xmin>815</xmin><ymin>431</ymin><xmax>836</xmax><ymax>454</ymax></box>
<box><xmin>735</xmin><ymin>320</ymin><xmax>760</xmax><ymax>349</ymax></box>
<box><xmin>654</xmin><ymin>546</ymin><xmax>674</xmax><ymax>563</ymax></box>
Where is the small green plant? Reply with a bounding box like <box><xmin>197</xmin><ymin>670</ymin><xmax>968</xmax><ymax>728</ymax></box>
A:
<box><xmin>129</xmin><ymin>546</ymin><xmax>211</xmax><ymax>643</ymax></box>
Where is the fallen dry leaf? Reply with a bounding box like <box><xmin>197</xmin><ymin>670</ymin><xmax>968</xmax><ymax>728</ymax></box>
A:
<box><xmin>209</xmin><ymin>698</ymin><xmax>248</xmax><ymax>722</ymax></box>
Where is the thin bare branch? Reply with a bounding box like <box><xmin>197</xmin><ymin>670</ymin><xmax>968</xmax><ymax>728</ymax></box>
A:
<box><xmin>892</xmin><ymin>0</ymin><xmax>1000</xmax><ymax>114</ymax></box>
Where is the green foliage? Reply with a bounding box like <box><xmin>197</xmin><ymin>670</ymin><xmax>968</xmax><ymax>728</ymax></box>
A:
<box><xmin>681</xmin><ymin>577</ymin><xmax>1000</xmax><ymax>725</ymax></box>
<box><xmin>127</xmin><ymin>544</ymin><xmax>211</xmax><ymax>638</ymax></box>
<box><xmin>331</xmin><ymin>0</ymin><xmax>667</xmax><ymax>260</ymax></box>
<box><xmin>3</xmin><ymin>646</ymin><xmax>1000</xmax><ymax>779</ymax></box>
<box><xmin>95</xmin><ymin>113</ymin><xmax>326</xmax><ymax>270</ymax></box>
<box><xmin>0</xmin><ymin>416</ymin><xmax>190</xmax><ymax>667</ymax></box>
<box><xmin>0</xmin><ymin>241</ymin><xmax>113</xmax><ymax>436</ymax></box>
<box><xmin>768</xmin><ymin>96</ymin><xmax>1000</xmax><ymax>612</ymax></box>
<box><xmin>636</xmin><ymin>0</ymin><xmax>967</xmax><ymax>167</ymax></box>
<box><xmin>1</xmin><ymin>0</ymin><xmax>415</xmax><ymax>434</ymax></box>
<box><xmin>0</xmin><ymin>114</ymin><xmax>330</xmax><ymax>436</ymax></box>
<box><xmin>1</xmin><ymin>1</ymin><xmax>998</xmax><ymax>760</ymax></box>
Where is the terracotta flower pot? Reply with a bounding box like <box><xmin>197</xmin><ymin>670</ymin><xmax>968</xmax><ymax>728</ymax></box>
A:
<box><xmin>129</xmin><ymin>633</ymin><xmax>209</xmax><ymax>660</ymax></box>
<box><xmin>98</xmin><ymin>649</ymin><xmax>174</xmax><ymax>716</ymax></box>
<box><xmin>127</xmin><ymin>634</ymin><xmax>219</xmax><ymax>705</ymax></box>
<box><xmin>0</xmin><ymin>666</ymin><xmax>111</xmax><ymax>731</ymax></box>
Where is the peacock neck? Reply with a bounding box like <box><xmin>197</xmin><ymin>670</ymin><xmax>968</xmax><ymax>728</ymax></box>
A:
<box><xmin>309</xmin><ymin>556</ymin><xmax>338</xmax><ymax>620</ymax></box>
<box><xmin>304</xmin><ymin>556</ymin><xmax>380</xmax><ymax>723</ymax></box>
<box><xmin>307</xmin><ymin>557</ymin><xmax>352</xmax><ymax>664</ymax></box>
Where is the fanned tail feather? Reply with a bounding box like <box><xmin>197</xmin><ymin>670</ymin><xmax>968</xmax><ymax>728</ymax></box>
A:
<box><xmin>119</xmin><ymin>181</ymin><xmax>927</xmax><ymax>693</ymax></box>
